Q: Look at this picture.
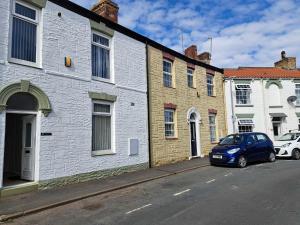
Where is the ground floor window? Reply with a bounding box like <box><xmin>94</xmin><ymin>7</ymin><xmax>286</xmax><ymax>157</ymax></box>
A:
<box><xmin>92</xmin><ymin>101</ymin><xmax>112</xmax><ymax>152</ymax></box>
<box><xmin>209</xmin><ymin>114</ymin><xmax>217</xmax><ymax>142</ymax></box>
<box><xmin>164</xmin><ymin>109</ymin><xmax>175</xmax><ymax>137</ymax></box>
<box><xmin>238</xmin><ymin>119</ymin><xmax>254</xmax><ymax>133</ymax></box>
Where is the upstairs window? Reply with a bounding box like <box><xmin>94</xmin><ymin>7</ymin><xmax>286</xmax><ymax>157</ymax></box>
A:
<box><xmin>92</xmin><ymin>33</ymin><xmax>110</xmax><ymax>80</ymax></box>
<box><xmin>10</xmin><ymin>1</ymin><xmax>40</xmax><ymax>64</ymax></box>
<box><xmin>187</xmin><ymin>68</ymin><xmax>194</xmax><ymax>88</ymax></box>
<box><xmin>295</xmin><ymin>84</ymin><xmax>300</xmax><ymax>105</ymax></box>
<box><xmin>207</xmin><ymin>74</ymin><xmax>214</xmax><ymax>96</ymax></box>
<box><xmin>163</xmin><ymin>60</ymin><xmax>172</xmax><ymax>87</ymax></box>
<box><xmin>236</xmin><ymin>84</ymin><xmax>251</xmax><ymax>105</ymax></box>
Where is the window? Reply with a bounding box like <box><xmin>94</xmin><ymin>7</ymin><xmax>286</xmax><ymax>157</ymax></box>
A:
<box><xmin>164</xmin><ymin>109</ymin><xmax>175</xmax><ymax>137</ymax></box>
<box><xmin>209</xmin><ymin>114</ymin><xmax>217</xmax><ymax>142</ymax></box>
<box><xmin>207</xmin><ymin>74</ymin><xmax>214</xmax><ymax>96</ymax></box>
<box><xmin>10</xmin><ymin>1</ymin><xmax>40</xmax><ymax>64</ymax></box>
<box><xmin>298</xmin><ymin>119</ymin><xmax>300</xmax><ymax>131</ymax></box>
<box><xmin>256</xmin><ymin>134</ymin><xmax>268</xmax><ymax>142</ymax></box>
<box><xmin>246</xmin><ymin>134</ymin><xmax>257</xmax><ymax>145</ymax></box>
<box><xmin>92</xmin><ymin>102</ymin><xmax>112</xmax><ymax>152</ymax></box>
<box><xmin>163</xmin><ymin>60</ymin><xmax>172</xmax><ymax>87</ymax></box>
<box><xmin>92</xmin><ymin>32</ymin><xmax>110</xmax><ymax>79</ymax></box>
<box><xmin>187</xmin><ymin>68</ymin><xmax>194</xmax><ymax>88</ymax></box>
<box><xmin>295</xmin><ymin>84</ymin><xmax>300</xmax><ymax>105</ymax></box>
<box><xmin>238</xmin><ymin>119</ymin><xmax>254</xmax><ymax>133</ymax></box>
<box><xmin>236</xmin><ymin>84</ymin><xmax>251</xmax><ymax>105</ymax></box>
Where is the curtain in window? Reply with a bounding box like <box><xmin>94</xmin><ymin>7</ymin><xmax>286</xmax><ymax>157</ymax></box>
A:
<box><xmin>12</xmin><ymin>17</ymin><xmax>37</xmax><ymax>62</ymax></box>
<box><xmin>92</xmin><ymin>45</ymin><xmax>110</xmax><ymax>79</ymax></box>
<box><xmin>92</xmin><ymin>115</ymin><xmax>111</xmax><ymax>151</ymax></box>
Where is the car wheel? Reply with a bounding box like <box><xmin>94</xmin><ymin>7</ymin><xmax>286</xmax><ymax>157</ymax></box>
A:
<box><xmin>268</xmin><ymin>152</ymin><xmax>276</xmax><ymax>162</ymax></box>
<box><xmin>292</xmin><ymin>149</ymin><xmax>300</xmax><ymax>160</ymax></box>
<box><xmin>238</xmin><ymin>156</ymin><xmax>247</xmax><ymax>168</ymax></box>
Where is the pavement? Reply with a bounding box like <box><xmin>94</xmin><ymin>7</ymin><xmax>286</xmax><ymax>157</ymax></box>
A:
<box><xmin>0</xmin><ymin>157</ymin><xmax>209</xmax><ymax>222</ymax></box>
<box><xmin>3</xmin><ymin>159</ymin><xmax>300</xmax><ymax>225</ymax></box>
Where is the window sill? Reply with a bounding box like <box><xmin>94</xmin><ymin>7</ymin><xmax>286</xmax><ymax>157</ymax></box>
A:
<box><xmin>211</xmin><ymin>141</ymin><xmax>219</xmax><ymax>144</ymax></box>
<box><xmin>235</xmin><ymin>104</ymin><xmax>254</xmax><ymax>107</ymax></box>
<box><xmin>188</xmin><ymin>86</ymin><xmax>197</xmax><ymax>89</ymax></box>
<box><xmin>163</xmin><ymin>85</ymin><xmax>176</xmax><ymax>89</ymax></box>
<box><xmin>92</xmin><ymin>76</ymin><xmax>115</xmax><ymax>85</ymax></box>
<box><xmin>208</xmin><ymin>95</ymin><xmax>217</xmax><ymax>98</ymax></box>
<box><xmin>8</xmin><ymin>58</ymin><xmax>42</xmax><ymax>70</ymax></box>
<box><xmin>165</xmin><ymin>137</ymin><xmax>178</xmax><ymax>140</ymax></box>
<box><xmin>92</xmin><ymin>150</ymin><xmax>116</xmax><ymax>156</ymax></box>
<box><xmin>269</xmin><ymin>105</ymin><xmax>283</xmax><ymax>108</ymax></box>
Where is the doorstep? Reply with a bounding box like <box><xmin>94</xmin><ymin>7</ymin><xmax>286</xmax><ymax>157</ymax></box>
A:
<box><xmin>0</xmin><ymin>182</ymin><xmax>39</xmax><ymax>198</ymax></box>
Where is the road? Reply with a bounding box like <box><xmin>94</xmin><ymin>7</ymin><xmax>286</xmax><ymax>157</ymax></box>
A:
<box><xmin>4</xmin><ymin>159</ymin><xmax>300</xmax><ymax>225</ymax></box>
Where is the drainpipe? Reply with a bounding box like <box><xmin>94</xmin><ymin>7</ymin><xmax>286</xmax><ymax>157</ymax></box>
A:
<box><xmin>261</xmin><ymin>79</ymin><xmax>268</xmax><ymax>135</ymax></box>
<box><xmin>229</xmin><ymin>77</ymin><xmax>236</xmax><ymax>133</ymax></box>
<box><xmin>145</xmin><ymin>42</ymin><xmax>152</xmax><ymax>168</ymax></box>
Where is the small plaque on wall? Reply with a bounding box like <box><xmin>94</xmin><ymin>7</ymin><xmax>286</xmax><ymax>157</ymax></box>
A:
<box><xmin>41</xmin><ymin>133</ymin><xmax>52</xmax><ymax>136</ymax></box>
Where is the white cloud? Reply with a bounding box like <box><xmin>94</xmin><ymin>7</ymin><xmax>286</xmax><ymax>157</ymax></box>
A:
<box><xmin>70</xmin><ymin>0</ymin><xmax>300</xmax><ymax>68</ymax></box>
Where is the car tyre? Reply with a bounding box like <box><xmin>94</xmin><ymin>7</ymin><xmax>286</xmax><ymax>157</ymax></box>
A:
<box><xmin>268</xmin><ymin>152</ymin><xmax>276</xmax><ymax>162</ymax></box>
<box><xmin>292</xmin><ymin>149</ymin><xmax>300</xmax><ymax>160</ymax></box>
<box><xmin>238</xmin><ymin>156</ymin><xmax>247</xmax><ymax>168</ymax></box>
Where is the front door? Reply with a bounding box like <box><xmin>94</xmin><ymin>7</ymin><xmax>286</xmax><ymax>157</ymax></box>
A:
<box><xmin>273</xmin><ymin>123</ymin><xmax>281</xmax><ymax>140</ymax></box>
<box><xmin>21</xmin><ymin>115</ymin><xmax>36</xmax><ymax>181</ymax></box>
<box><xmin>190</xmin><ymin>121</ymin><xmax>198</xmax><ymax>157</ymax></box>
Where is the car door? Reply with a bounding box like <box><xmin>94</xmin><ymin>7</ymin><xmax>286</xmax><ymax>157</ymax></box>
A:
<box><xmin>256</xmin><ymin>134</ymin><xmax>270</xmax><ymax>159</ymax></box>
<box><xmin>244</xmin><ymin>134</ymin><xmax>259</xmax><ymax>162</ymax></box>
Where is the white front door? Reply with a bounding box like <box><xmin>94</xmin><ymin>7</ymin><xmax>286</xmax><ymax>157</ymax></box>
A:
<box><xmin>21</xmin><ymin>115</ymin><xmax>36</xmax><ymax>181</ymax></box>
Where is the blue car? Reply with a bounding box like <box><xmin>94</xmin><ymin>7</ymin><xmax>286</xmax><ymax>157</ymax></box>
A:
<box><xmin>209</xmin><ymin>132</ymin><xmax>276</xmax><ymax>168</ymax></box>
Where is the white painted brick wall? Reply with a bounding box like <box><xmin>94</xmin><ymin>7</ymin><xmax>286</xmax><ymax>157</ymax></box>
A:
<box><xmin>0</xmin><ymin>1</ymin><xmax>148</xmax><ymax>186</ymax></box>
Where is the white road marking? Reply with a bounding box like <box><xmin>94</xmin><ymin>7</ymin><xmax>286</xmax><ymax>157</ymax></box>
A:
<box><xmin>224</xmin><ymin>172</ymin><xmax>232</xmax><ymax>177</ymax></box>
<box><xmin>206</xmin><ymin>179</ymin><xmax>216</xmax><ymax>184</ymax></box>
<box><xmin>126</xmin><ymin>204</ymin><xmax>152</xmax><ymax>215</ymax></box>
<box><xmin>255</xmin><ymin>164</ymin><xmax>263</xmax><ymax>167</ymax></box>
<box><xmin>240</xmin><ymin>167</ymin><xmax>249</xmax><ymax>171</ymax></box>
<box><xmin>173</xmin><ymin>189</ymin><xmax>191</xmax><ymax>196</ymax></box>
<box><xmin>231</xmin><ymin>185</ymin><xmax>239</xmax><ymax>190</ymax></box>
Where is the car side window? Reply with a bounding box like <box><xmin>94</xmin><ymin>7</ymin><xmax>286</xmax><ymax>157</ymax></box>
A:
<box><xmin>256</xmin><ymin>134</ymin><xmax>267</xmax><ymax>142</ymax></box>
<box><xmin>246</xmin><ymin>134</ymin><xmax>257</xmax><ymax>146</ymax></box>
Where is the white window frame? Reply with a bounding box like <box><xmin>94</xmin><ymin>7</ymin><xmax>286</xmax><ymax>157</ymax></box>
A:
<box><xmin>163</xmin><ymin>59</ymin><xmax>173</xmax><ymax>88</ymax></box>
<box><xmin>91</xmin><ymin>31</ymin><xmax>112</xmax><ymax>83</ymax></box>
<box><xmin>92</xmin><ymin>100</ymin><xmax>115</xmax><ymax>156</ymax></box>
<box><xmin>187</xmin><ymin>68</ymin><xmax>194</xmax><ymax>88</ymax></box>
<box><xmin>238</xmin><ymin>119</ymin><xmax>254</xmax><ymax>133</ymax></box>
<box><xmin>235</xmin><ymin>84</ymin><xmax>251</xmax><ymax>105</ymax></box>
<box><xmin>295</xmin><ymin>83</ymin><xmax>300</xmax><ymax>105</ymax></box>
<box><xmin>207</xmin><ymin>74</ymin><xmax>214</xmax><ymax>96</ymax></box>
<box><xmin>9</xmin><ymin>0</ymin><xmax>42</xmax><ymax>68</ymax></box>
<box><xmin>209</xmin><ymin>113</ymin><xmax>217</xmax><ymax>142</ymax></box>
<box><xmin>164</xmin><ymin>109</ymin><xmax>176</xmax><ymax>138</ymax></box>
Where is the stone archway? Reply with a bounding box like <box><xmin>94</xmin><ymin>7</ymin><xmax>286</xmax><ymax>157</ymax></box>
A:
<box><xmin>187</xmin><ymin>107</ymin><xmax>202</xmax><ymax>158</ymax></box>
<box><xmin>0</xmin><ymin>80</ymin><xmax>51</xmax><ymax>116</ymax></box>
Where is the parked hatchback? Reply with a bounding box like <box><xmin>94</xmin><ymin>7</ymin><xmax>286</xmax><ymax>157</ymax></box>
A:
<box><xmin>209</xmin><ymin>132</ymin><xmax>276</xmax><ymax>168</ymax></box>
<box><xmin>274</xmin><ymin>132</ymin><xmax>300</xmax><ymax>160</ymax></box>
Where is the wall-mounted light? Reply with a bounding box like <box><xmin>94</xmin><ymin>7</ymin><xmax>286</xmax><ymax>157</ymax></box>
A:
<box><xmin>65</xmin><ymin>56</ymin><xmax>72</xmax><ymax>67</ymax></box>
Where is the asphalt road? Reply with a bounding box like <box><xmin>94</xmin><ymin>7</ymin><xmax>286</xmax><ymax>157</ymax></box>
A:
<box><xmin>4</xmin><ymin>159</ymin><xmax>300</xmax><ymax>225</ymax></box>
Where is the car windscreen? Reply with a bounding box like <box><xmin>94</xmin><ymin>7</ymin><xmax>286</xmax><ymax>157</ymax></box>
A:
<box><xmin>219</xmin><ymin>134</ymin><xmax>243</xmax><ymax>145</ymax></box>
<box><xmin>278</xmin><ymin>133</ymin><xmax>300</xmax><ymax>141</ymax></box>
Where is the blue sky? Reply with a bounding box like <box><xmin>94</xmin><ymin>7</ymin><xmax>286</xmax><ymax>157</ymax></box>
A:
<box><xmin>71</xmin><ymin>0</ymin><xmax>300</xmax><ymax>68</ymax></box>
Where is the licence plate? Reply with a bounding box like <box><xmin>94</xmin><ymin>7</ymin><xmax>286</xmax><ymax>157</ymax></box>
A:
<box><xmin>212</xmin><ymin>155</ymin><xmax>222</xmax><ymax>159</ymax></box>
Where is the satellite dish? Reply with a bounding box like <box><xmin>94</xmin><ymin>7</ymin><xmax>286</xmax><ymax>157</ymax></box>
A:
<box><xmin>287</xmin><ymin>95</ymin><xmax>297</xmax><ymax>103</ymax></box>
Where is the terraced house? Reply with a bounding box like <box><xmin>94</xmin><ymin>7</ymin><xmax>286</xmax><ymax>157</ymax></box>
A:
<box><xmin>0</xmin><ymin>0</ymin><xmax>150</xmax><ymax>196</ymax></box>
<box><xmin>148</xmin><ymin>45</ymin><xmax>227</xmax><ymax>166</ymax></box>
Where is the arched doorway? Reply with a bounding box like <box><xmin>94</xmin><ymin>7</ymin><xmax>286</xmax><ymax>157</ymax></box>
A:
<box><xmin>187</xmin><ymin>107</ymin><xmax>202</xmax><ymax>158</ymax></box>
<box><xmin>4</xmin><ymin>93</ymin><xmax>38</xmax><ymax>186</ymax></box>
<box><xmin>0</xmin><ymin>80</ymin><xmax>51</xmax><ymax>187</ymax></box>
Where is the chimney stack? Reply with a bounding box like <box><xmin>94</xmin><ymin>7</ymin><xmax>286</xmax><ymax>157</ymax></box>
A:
<box><xmin>92</xmin><ymin>0</ymin><xmax>119</xmax><ymax>23</ymax></box>
<box><xmin>274</xmin><ymin>51</ymin><xmax>296</xmax><ymax>70</ymax></box>
<box><xmin>184</xmin><ymin>45</ymin><xmax>211</xmax><ymax>64</ymax></box>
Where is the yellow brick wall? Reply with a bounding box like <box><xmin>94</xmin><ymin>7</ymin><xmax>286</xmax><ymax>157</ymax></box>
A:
<box><xmin>148</xmin><ymin>46</ymin><xmax>227</xmax><ymax>167</ymax></box>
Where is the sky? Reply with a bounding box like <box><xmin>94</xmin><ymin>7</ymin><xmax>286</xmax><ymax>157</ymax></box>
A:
<box><xmin>71</xmin><ymin>0</ymin><xmax>300</xmax><ymax>68</ymax></box>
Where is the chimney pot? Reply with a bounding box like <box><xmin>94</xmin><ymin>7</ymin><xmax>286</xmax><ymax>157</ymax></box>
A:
<box><xmin>281</xmin><ymin>50</ymin><xmax>286</xmax><ymax>59</ymax></box>
<box><xmin>92</xmin><ymin>0</ymin><xmax>119</xmax><ymax>23</ymax></box>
